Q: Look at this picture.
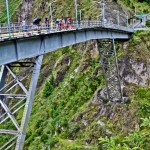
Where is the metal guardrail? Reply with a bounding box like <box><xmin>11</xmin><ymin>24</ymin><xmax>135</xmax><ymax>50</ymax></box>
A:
<box><xmin>0</xmin><ymin>21</ymin><xmax>134</xmax><ymax>41</ymax></box>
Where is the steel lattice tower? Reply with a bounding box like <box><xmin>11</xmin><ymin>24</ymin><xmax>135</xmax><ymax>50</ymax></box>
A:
<box><xmin>0</xmin><ymin>56</ymin><xmax>43</xmax><ymax>150</ymax></box>
<box><xmin>98</xmin><ymin>39</ymin><xmax>123</xmax><ymax>102</ymax></box>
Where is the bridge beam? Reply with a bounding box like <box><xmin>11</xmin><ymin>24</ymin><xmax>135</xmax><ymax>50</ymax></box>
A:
<box><xmin>0</xmin><ymin>28</ymin><xmax>131</xmax><ymax>66</ymax></box>
<box><xmin>98</xmin><ymin>39</ymin><xmax>123</xmax><ymax>102</ymax></box>
<box><xmin>0</xmin><ymin>55</ymin><xmax>43</xmax><ymax>150</ymax></box>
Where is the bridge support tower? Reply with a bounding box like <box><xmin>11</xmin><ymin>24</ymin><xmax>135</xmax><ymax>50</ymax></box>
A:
<box><xmin>98</xmin><ymin>39</ymin><xmax>123</xmax><ymax>102</ymax></box>
<box><xmin>0</xmin><ymin>55</ymin><xmax>43</xmax><ymax>150</ymax></box>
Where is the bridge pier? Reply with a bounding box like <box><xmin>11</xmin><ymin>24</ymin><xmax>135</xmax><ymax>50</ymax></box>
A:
<box><xmin>0</xmin><ymin>55</ymin><xmax>43</xmax><ymax>150</ymax></box>
<box><xmin>98</xmin><ymin>39</ymin><xmax>123</xmax><ymax>102</ymax></box>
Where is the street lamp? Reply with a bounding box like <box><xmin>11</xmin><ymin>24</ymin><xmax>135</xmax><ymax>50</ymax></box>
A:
<box><xmin>49</xmin><ymin>0</ymin><xmax>57</xmax><ymax>24</ymax></box>
<box><xmin>134</xmin><ymin>6</ymin><xmax>136</xmax><ymax>16</ymax></box>
<box><xmin>80</xmin><ymin>9</ymin><xmax>82</xmax><ymax>22</ymax></box>
<box><xmin>80</xmin><ymin>9</ymin><xmax>85</xmax><ymax>22</ymax></box>
<box><xmin>119</xmin><ymin>12</ymin><xmax>129</xmax><ymax>27</ymax></box>
<box><xmin>75</xmin><ymin>0</ymin><xmax>78</xmax><ymax>28</ymax></box>
<box><xmin>98</xmin><ymin>0</ymin><xmax>105</xmax><ymax>24</ymax></box>
<box><xmin>5</xmin><ymin>0</ymin><xmax>10</xmax><ymax>37</ymax></box>
<box><xmin>114</xmin><ymin>10</ymin><xmax>120</xmax><ymax>25</ymax></box>
<box><xmin>102</xmin><ymin>0</ymin><xmax>105</xmax><ymax>24</ymax></box>
<box><xmin>117</xmin><ymin>10</ymin><xmax>120</xmax><ymax>25</ymax></box>
<box><xmin>50</xmin><ymin>3</ymin><xmax>52</xmax><ymax>23</ymax></box>
<box><xmin>127</xmin><ymin>15</ymin><xmax>129</xmax><ymax>27</ymax></box>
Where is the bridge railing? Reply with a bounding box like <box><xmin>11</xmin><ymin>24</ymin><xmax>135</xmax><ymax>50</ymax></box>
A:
<box><xmin>0</xmin><ymin>21</ymin><xmax>133</xmax><ymax>40</ymax></box>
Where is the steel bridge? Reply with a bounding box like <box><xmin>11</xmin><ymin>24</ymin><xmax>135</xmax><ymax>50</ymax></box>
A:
<box><xmin>0</xmin><ymin>21</ymin><xmax>134</xmax><ymax>150</ymax></box>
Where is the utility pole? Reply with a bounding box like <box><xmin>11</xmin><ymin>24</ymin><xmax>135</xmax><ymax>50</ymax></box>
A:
<box><xmin>75</xmin><ymin>0</ymin><xmax>78</xmax><ymax>28</ymax></box>
<box><xmin>5</xmin><ymin>0</ymin><xmax>10</xmax><ymax>37</ymax></box>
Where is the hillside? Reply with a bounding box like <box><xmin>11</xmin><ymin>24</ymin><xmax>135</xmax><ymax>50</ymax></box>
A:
<box><xmin>0</xmin><ymin>0</ymin><xmax>150</xmax><ymax>150</ymax></box>
<box><xmin>22</xmin><ymin>31</ymin><xmax>150</xmax><ymax>150</ymax></box>
<box><xmin>0</xmin><ymin>0</ymin><xmax>22</xmax><ymax>22</ymax></box>
<box><xmin>0</xmin><ymin>0</ymin><xmax>150</xmax><ymax>23</ymax></box>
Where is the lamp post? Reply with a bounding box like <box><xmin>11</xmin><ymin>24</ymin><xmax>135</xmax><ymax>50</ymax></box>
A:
<box><xmin>135</xmin><ymin>6</ymin><xmax>136</xmax><ymax>16</ymax></box>
<box><xmin>49</xmin><ymin>0</ymin><xmax>57</xmax><ymax>24</ymax></box>
<box><xmin>114</xmin><ymin>10</ymin><xmax>119</xmax><ymax>25</ymax></box>
<box><xmin>117</xmin><ymin>10</ymin><xmax>120</xmax><ymax>25</ymax></box>
<box><xmin>50</xmin><ymin>2</ymin><xmax>52</xmax><ymax>24</ymax></box>
<box><xmin>127</xmin><ymin>15</ymin><xmax>129</xmax><ymax>27</ymax></box>
<box><xmin>5</xmin><ymin>0</ymin><xmax>10</xmax><ymax>37</ymax></box>
<box><xmin>102</xmin><ymin>0</ymin><xmax>105</xmax><ymax>24</ymax></box>
<box><xmin>79</xmin><ymin>9</ymin><xmax>85</xmax><ymax>22</ymax></box>
<box><xmin>80</xmin><ymin>9</ymin><xmax>82</xmax><ymax>22</ymax></box>
<box><xmin>75</xmin><ymin>0</ymin><xmax>78</xmax><ymax>28</ymax></box>
<box><xmin>98</xmin><ymin>0</ymin><xmax>105</xmax><ymax>24</ymax></box>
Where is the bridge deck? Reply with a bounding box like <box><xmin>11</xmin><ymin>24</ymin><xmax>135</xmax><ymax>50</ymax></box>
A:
<box><xmin>0</xmin><ymin>21</ymin><xmax>133</xmax><ymax>40</ymax></box>
<box><xmin>0</xmin><ymin>21</ymin><xmax>134</xmax><ymax>65</ymax></box>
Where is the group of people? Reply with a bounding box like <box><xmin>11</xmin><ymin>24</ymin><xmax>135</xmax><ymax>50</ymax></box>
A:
<box><xmin>19</xmin><ymin>17</ymin><xmax>74</xmax><ymax>36</ymax></box>
<box><xmin>20</xmin><ymin>17</ymin><xmax>74</xmax><ymax>31</ymax></box>
<box><xmin>54</xmin><ymin>17</ymin><xmax>74</xmax><ymax>30</ymax></box>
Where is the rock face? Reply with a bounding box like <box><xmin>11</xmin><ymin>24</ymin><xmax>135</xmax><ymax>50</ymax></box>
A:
<box><xmin>18</xmin><ymin>0</ymin><xmax>34</xmax><ymax>22</ymax></box>
<box><xmin>71</xmin><ymin>33</ymin><xmax>150</xmax><ymax>144</ymax></box>
<box><xmin>121</xmin><ymin>59</ymin><xmax>150</xmax><ymax>86</ymax></box>
<box><xmin>17</xmin><ymin>0</ymin><xmax>129</xmax><ymax>25</ymax></box>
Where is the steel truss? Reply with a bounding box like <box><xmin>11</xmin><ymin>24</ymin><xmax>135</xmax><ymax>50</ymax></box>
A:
<box><xmin>98</xmin><ymin>39</ymin><xmax>122</xmax><ymax>102</ymax></box>
<box><xmin>0</xmin><ymin>55</ymin><xmax>43</xmax><ymax>150</ymax></box>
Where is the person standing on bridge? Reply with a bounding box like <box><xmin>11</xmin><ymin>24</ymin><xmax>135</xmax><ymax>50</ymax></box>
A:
<box><xmin>33</xmin><ymin>18</ymin><xmax>41</xmax><ymax>32</ymax></box>
<box><xmin>45</xmin><ymin>18</ymin><xmax>49</xmax><ymax>30</ymax></box>
<box><xmin>22</xmin><ymin>20</ymin><xmax>26</xmax><ymax>32</ymax></box>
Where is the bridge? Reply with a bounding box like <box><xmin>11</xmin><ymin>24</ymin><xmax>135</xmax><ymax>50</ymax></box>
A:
<box><xmin>0</xmin><ymin>21</ymin><xmax>134</xmax><ymax>150</ymax></box>
<box><xmin>133</xmin><ymin>14</ymin><xmax>150</xmax><ymax>30</ymax></box>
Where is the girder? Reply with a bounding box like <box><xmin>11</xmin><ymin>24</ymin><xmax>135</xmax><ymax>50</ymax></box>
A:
<box><xmin>0</xmin><ymin>28</ymin><xmax>132</xmax><ymax>66</ymax></box>
<box><xmin>0</xmin><ymin>55</ymin><xmax>43</xmax><ymax>150</ymax></box>
<box><xmin>98</xmin><ymin>39</ymin><xmax>122</xmax><ymax>102</ymax></box>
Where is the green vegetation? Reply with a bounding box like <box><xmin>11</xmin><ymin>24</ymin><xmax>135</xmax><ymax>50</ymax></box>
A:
<box><xmin>135</xmin><ymin>87</ymin><xmax>150</xmax><ymax>118</ymax></box>
<box><xmin>22</xmin><ymin>31</ymin><xmax>150</xmax><ymax>149</ymax></box>
<box><xmin>43</xmin><ymin>76</ymin><xmax>54</xmax><ymax>98</ymax></box>
<box><xmin>0</xmin><ymin>0</ymin><xmax>22</xmax><ymax>22</ymax></box>
<box><xmin>99</xmin><ymin>117</ymin><xmax>150</xmax><ymax>150</ymax></box>
<box><xmin>146</xmin><ymin>20</ymin><xmax>150</xmax><ymax>27</ymax></box>
<box><xmin>0</xmin><ymin>0</ymin><xmax>150</xmax><ymax>150</ymax></box>
<box><xmin>23</xmin><ymin>42</ymin><xmax>104</xmax><ymax>149</ymax></box>
<box><xmin>118</xmin><ymin>0</ymin><xmax>150</xmax><ymax>14</ymax></box>
<box><xmin>99</xmin><ymin>87</ymin><xmax>150</xmax><ymax>150</ymax></box>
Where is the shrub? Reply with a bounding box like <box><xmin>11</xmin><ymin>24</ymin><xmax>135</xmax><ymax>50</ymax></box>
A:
<box><xmin>99</xmin><ymin>117</ymin><xmax>150</xmax><ymax>149</ymax></box>
<box><xmin>48</xmin><ymin>137</ymin><xmax>59</xmax><ymax>147</ymax></box>
<box><xmin>146</xmin><ymin>20</ymin><xmax>150</xmax><ymax>27</ymax></box>
<box><xmin>43</xmin><ymin>76</ymin><xmax>54</xmax><ymax>98</ymax></box>
<box><xmin>135</xmin><ymin>87</ymin><xmax>150</xmax><ymax>117</ymax></box>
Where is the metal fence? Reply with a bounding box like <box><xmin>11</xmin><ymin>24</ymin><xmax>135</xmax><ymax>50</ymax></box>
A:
<box><xmin>0</xmin><ymin>21</ymin><xmax>134</xmax><ymax>40</ymax></box>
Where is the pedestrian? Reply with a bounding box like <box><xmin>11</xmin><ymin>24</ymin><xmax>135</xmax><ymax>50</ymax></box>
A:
<box><xmin>33</xmin><ymin>18</ymin><xmax>41</xmax><ymax>31</ymax></box>
<box><xmin>45</xmin><ymin>18</ymin><xmax>49</xmax><ymax>30</ymax></box>
<box><xmin>55</xmin><ymin>18</ymin><xmax>59</xmax><ymax>30</ymax></box>
<box><xmin>22</xmin><ymin>20</ymin><xmax>26</xmax><ymax>31</ymax></box>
